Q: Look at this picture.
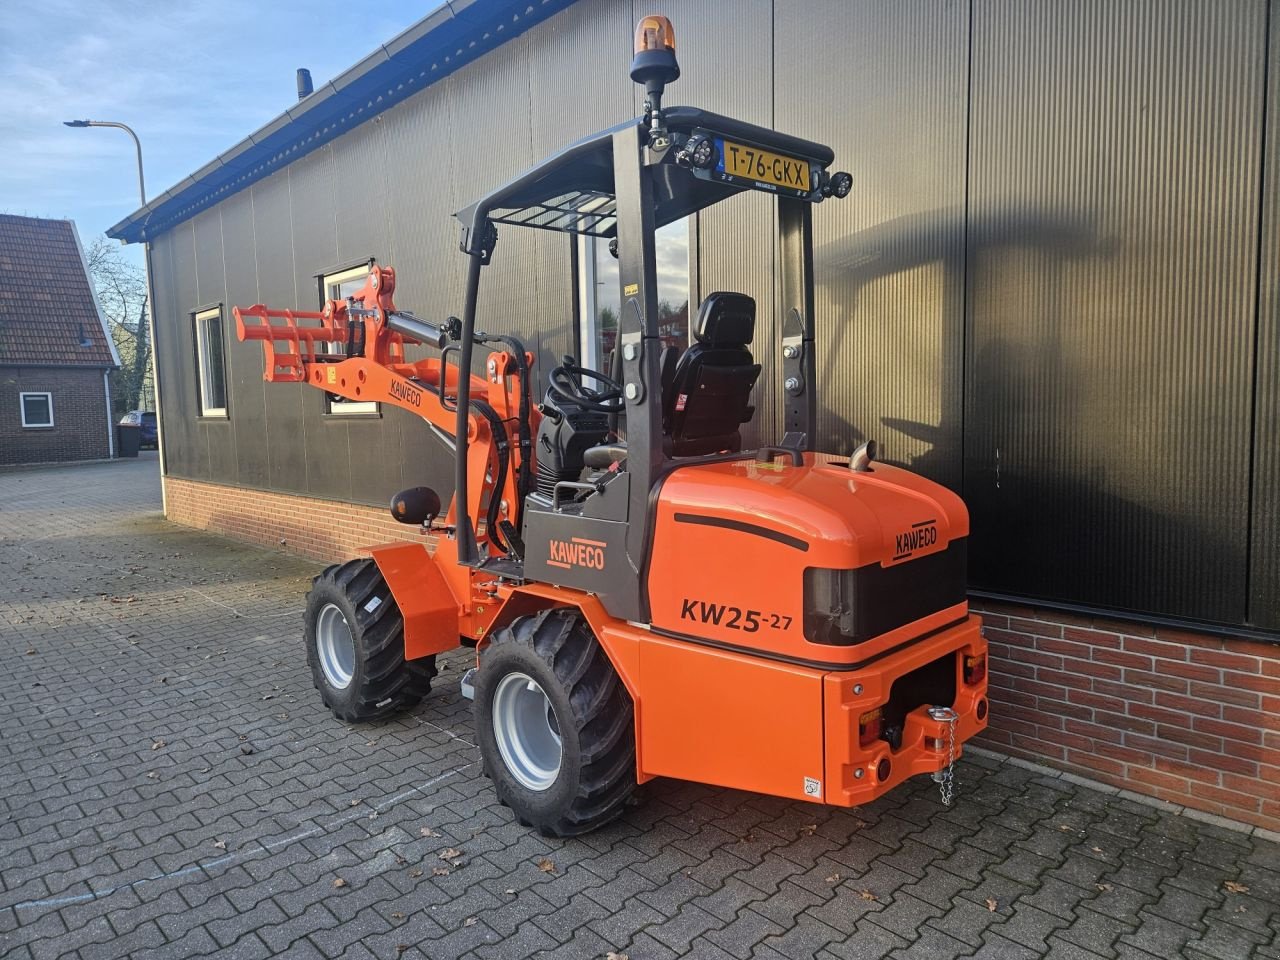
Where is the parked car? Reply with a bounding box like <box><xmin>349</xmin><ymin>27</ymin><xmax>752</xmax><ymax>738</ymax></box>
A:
<box><xmin>118</xmin><ymin>410</ymin><xmax>158</xmax><ymax>448</ymax></box>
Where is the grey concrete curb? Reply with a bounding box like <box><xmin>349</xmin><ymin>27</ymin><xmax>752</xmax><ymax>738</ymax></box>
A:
<box><xmin>965</xmin><ymin>745</ymin><xmax>1278</xmax><ymax>843</ymax></box>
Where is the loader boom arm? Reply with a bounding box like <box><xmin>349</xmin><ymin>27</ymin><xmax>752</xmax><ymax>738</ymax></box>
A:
<box><xmin>233</xmin><ymin>263</ymin><xmax>537</xmax><ymax>555</ymax></box>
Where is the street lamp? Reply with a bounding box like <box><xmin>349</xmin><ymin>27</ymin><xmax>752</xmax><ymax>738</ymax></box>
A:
<box><xmin>64</xmin><ymin>118</ymin><xmax>164</xmax><ymax>488</ymax></box>
<box><xmin>63</xmin><ymin>119</ymin><xmax>146</xmax><ymax>204</ymax></box>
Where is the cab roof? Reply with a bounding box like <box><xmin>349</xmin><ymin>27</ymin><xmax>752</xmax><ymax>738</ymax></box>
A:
<box><xmin>455</xmin><ymin>107</ymin><xmax>836</xmax><ymax>239</ymax></box>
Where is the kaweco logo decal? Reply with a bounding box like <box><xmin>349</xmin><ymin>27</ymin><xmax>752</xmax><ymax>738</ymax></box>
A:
<box><xmin>547</xmin><ymin>537</ymin><xmax>606</xmax><ymax>571</ymax></box>
<box><xmin>893</xmin><ymin>520</ymin><xmax>937</xmax><ymax>561</ymax></box>
<box><xmin>389</xmin><ymin>379</ymin><xmax>423</xmax><ymax>407</ymax></box>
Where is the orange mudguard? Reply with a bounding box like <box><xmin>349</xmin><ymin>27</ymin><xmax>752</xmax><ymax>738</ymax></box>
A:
<box><xmin>368</xmin><ymin>542</ymin><xmax>461</xmax><ymax>659</ymax></box>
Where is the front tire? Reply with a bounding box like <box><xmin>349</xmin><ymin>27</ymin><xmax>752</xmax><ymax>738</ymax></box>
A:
<box><xmin>474</xmin><ymin>608</ymin><xmax>637</xmax><ymax>836</ymax></box>
<box><xmin>304</xmin><ymin>559</ymin><xmax>437</xmax><ymax>722</ymax></box>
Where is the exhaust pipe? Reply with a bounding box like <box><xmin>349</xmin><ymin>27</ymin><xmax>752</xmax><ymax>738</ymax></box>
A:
<box><xmin>850</xmin><ymin>439</ymin><xmax>877</xmax><ymax>473</ymax></box>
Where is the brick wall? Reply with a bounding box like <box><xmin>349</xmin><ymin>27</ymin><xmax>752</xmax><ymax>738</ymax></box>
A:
<box><xmin>162</xmin><ymin>474</ymin><xmax>1280</xmax><ymax>832</ymax></box>
<box><xmin>163</xmin><ymin>475</ymin><xmax>428</xmax><ymax>562</ymax></box>
<box><xmin>0</xmin><ymin>366</ymin><xmax>113</xmax><ymax>465</ymax></box>
<box><xmin>972</xmin><ymin>598</ymin><xmax>1280</xmax><ymax>832</ymax></box>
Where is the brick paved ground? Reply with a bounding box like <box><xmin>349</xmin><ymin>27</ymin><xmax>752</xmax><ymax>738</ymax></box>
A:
<box><xmin>2</xmin><ymin>458</ymin><xmax>1278</xmax><ymax>960</ymax></box>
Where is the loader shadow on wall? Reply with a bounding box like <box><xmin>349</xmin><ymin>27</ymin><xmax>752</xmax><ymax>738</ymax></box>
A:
<box><xmin>814</xmin><ymin>208</ymin><xmax>1242</xmax><ymax>623</ymax></box>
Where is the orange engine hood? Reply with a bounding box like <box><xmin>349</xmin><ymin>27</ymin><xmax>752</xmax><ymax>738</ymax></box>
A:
<box><xmin>646</xmin><ymin>452</ymin><xmax>970</xmax><ymax>665</ymax></box>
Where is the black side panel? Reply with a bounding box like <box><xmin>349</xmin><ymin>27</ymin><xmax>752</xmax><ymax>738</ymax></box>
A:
<box><xmin>523</xmin><ymin>507</ymin><xmax>637</xmax><ymax>621</ymax></box>
<box><xmin>965</xmin><ymin>0</ymin><xmax>1267</xmax><ymax>622</ymax></box>
<box><xmin>1251</xmin><ymin>0</ymin><xmax>1280</xmax><ymax>630</ymax></box>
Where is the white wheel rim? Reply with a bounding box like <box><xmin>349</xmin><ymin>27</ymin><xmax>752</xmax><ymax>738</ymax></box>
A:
<box><xmin>491</xmin><ymin>672</ymin><xmax>562</xmax><ymax>791</ymax></box>
<box><xmin>316</xmin><ymin>603</ymin><xmax>356</xmax><ymax>690</ymax></box>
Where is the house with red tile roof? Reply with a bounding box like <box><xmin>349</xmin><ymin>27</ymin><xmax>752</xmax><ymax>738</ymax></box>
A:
<box><xmin>0</xmin><ymin>214</ymin><xmax>120</xmax><ymax>464</ymax></box>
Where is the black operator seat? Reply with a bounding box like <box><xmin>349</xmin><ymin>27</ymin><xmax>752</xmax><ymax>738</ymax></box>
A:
<box><xmin>662</xmin><ymin>291</ymin><xmax>761</xmax><ymax>457</ymax></box>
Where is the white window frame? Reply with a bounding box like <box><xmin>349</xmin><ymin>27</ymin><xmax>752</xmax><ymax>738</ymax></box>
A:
<box><xmin>19</xmin><ymin>392</ymin><xmax>54</xmax><ymax>428</ymax></box>
<box><xmin>578</xmin><ymin>218</ymin><xmax>693</xmax><ymax>368</ymax></box>
<box><xmin>320</xmin><ymin>264</ymin><xmax>379</xmax><ymax>416</ymax></box>
<box><xmin>194</xmin><ymin>306</ymin><xmax>229</xmax><ymax>418</ymax></box>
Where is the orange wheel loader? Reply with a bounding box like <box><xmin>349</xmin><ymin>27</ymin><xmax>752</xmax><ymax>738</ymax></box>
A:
<box><xmin>234</xmin><ymin>15</ymin><xmax>988</xmax><ymax>836</ymax></box>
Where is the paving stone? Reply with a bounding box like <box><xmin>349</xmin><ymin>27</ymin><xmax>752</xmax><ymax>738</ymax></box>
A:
<box><xmin>991</xmin><ymin>902</ymin><xmax>1071</xmax><ymax>952</ymax></box>
<box><xmin>887</xmin><ymin>922</ymin><xmax>973</xmax><ymax>960</ymax></box>
<box><xmin>822</xmin><ymin>919</ymin><xmax>912</xmax><ymax>960</ymax></box>
<box><xmin>1056</xmin><ymin>906</ymin><xmax>1134</xmax><ymax>957</ymax></box>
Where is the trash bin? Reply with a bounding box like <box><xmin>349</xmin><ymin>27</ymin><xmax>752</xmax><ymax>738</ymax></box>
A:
<box><xmin>117</xmin><ymin>423</ymin><xmax>141</xmax><ymax>458</ymax></box>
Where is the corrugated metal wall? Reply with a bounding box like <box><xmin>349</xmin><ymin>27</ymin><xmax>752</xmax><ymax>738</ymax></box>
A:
<box><xmin>966</xmin><ymin>0</ymin><xmax>1267</xmax><ymax>622</ymax></box>
<box><xmin>148</xmin><ymin>0</ymin><xmax>1277</xmax><ymax>631</ymax></box>
<box><xmin>1252</xmin><ymin>0</ymin><xmax>1280</xmax><ymax>631</ymax></box>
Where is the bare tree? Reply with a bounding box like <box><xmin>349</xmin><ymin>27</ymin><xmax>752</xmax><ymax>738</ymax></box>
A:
<box><xmin>86</xmin><ymin>237</ymin><xmax>151</xmax><ymax>415</ymax></box>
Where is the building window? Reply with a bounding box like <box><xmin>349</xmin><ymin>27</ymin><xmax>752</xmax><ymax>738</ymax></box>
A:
<box><xmin>19</xmin><ymin>392</ymin><xmax>53</xmax><ymax>428</ymax></box>
<box><xmin>319</xmin><ymin>264</ymin><xmax>378</xmax><ymax>415</ymax></box>
<box><xmin>194</xmin><ymin>306</ymin><xmax>228</xmax><ymax>418</ymax></box>
<box><xmin>578</xmin><ymin>218</ymin><xmax>691</xmax><ymax>370</ymax></box>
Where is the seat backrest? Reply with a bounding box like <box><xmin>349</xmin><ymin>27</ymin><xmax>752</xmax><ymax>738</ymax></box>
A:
<box><xmin>663</xmin><ymin>291</ymin><xmax>761</xmax><ymax>457</ymax></box>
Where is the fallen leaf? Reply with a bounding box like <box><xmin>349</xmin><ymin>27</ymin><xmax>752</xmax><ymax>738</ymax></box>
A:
<box><xmin>419</xmin><ymin>827</ymin><xmax>442</xmax><ymax>838</ymax></box>
<box><xmin>1224</xmin><ymin>880</ymin><xmax>1250</xmax><ymax>894</ymax></box>
<box><xmin>409</xmin><ymin>869</ymin><xmax>423</xmax><ymax>878</ymax></box>
<box><xmin>25</xmin><ymin>648</ymin><xmax>36</xmax><ymax>655</ymax></box>
<box><xmin>450</xmin><ymin>859</ymin><xmax>464</xmax><ymax>868</ymax></box>
<box><xmin>390</xmin><ymin>912</ymin><xmax>404</xmax><ymax>919</ymax></box>
<box><xmin>395</xmin><ymin>946</ymin><xmax>410</xmax><ymax>956</ymax></box>
<box><xmin>333</xmin><ymin>877</ymin><xmax>347</xmax><ymax>888</ymax></box>
<box><xmin>146</xmin><ymin>771</ymin><xmax>158</xmax><ymax>780</ymax></box>
<box><xmin>350</xmin><ymin>799</ymin><xmax>361</xmax><ymax>807</ymax></box>
<box><xmin>605</xmin><ymin>953</ymin><xmax>630</xmax><ymax>960</ymax></box>
<box><xmin>1091</xmin><ymin>846</ymin><xmax>1103</xmax><ymax>853</ymax></box>
<box><xmin>801</xmin><ymin>824</ymin><xmax>818</xmax><ymax>836</ymax></box>
<box><xmin>395</xmin><ymin>855</ymin><xmax>408</xmax><ymax>866</ymax></box>
<box><xmin>432</xmin><ymin>867</ymin><xmax>450</xmax><ymax>877</ymax></box>
<box><xmin>857</xmin><ymin>889</ymin><xmax>877</xmax><ymax>901</ymax></box>
<box><xmin>738</xmin><ymin>831</ymin><xmax>756</xmax><ymax>844</ymax></box>
<box><xmin>212</xmin><ymin>840</ymin><xmax>226</xmax><ymax>850</ymax></box>
<box><xmin>985</xmin><ymin>897</ymin><xmax>998</xmax><ymax>912</ymax></box>
<box><xmin>504</xmin><ymin>888</ymin><xmax>516</xmax><ymax>895</ymax></box>
<box><xmin>1058</xmin><ymin>824</ymin><xmax>1072</xmax><ymax>832</ymax></box>
<box><xmin>439</xmin><ymin>848</ymin><xmax>463</xmax><ymax>860</ymax></box>
<box><xmin>1095</xmin><ymin>883</ymin><xmax>1112</xmax><ymax>892</ymax></box>
<box><xmin>825</xmin><ymin>873</ymin><xmax>841</xmax><ymax>884</ymax></box>
<box><xmin>151</xmin><ymin>739</ymin><xmax>165</xmax><ymax>750</ymax></box>
<box><xmin>536</xmin><ymin>857</ymin><xmax>556</xmax><ymax>873</ymax></box>
<box><xmin>463</xmin><ymin>916</ymin><xmax>478</xmax><ymax>927</ymax></box>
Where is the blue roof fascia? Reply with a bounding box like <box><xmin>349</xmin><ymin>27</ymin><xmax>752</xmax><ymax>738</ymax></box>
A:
<box><xmin>108</xmin><ymin>0</ymin><xmax>577</xmax><ymax>244</ymax></box>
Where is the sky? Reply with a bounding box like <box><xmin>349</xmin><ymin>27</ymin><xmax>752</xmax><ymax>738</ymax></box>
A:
<box><xmin>0</xmin><ymin>1</ymin><xmax>436</xmax><ymax>271</ymax></box>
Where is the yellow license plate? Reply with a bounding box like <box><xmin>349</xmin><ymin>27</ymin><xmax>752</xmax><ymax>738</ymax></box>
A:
<box><xmin>718</xmin><ymin>139</ymin><xmax>810</xmax><ymax>192</ymax></box>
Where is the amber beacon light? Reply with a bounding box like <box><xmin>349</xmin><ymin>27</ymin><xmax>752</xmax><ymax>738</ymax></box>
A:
<box><xmin>631</xmin><ymin>15</ymin><xmax>680</xmax><ymax>87</ymax></box>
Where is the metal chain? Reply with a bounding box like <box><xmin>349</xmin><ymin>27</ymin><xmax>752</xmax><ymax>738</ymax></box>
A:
<box><xmin>928</xmin><ymin>706</ymin><xmax>959</xmax><ymax>806</ymax></box>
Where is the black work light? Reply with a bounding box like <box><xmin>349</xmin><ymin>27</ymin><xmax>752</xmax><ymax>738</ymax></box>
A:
<box><xmin>830</xmin><ymin>171</ymin><xmax>853</xmax><ymax>199</ymax></box>
<box><xmin>678</xmin><ymin>133</ymin><xmax>718</xmax><ymax>169</ymax></box>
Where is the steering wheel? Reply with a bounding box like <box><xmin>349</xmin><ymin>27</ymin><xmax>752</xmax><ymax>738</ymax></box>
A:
<box><xmin>547</xmin><ymin>357</ymin><xmax>624</xmax><ymax>413</ymax></box>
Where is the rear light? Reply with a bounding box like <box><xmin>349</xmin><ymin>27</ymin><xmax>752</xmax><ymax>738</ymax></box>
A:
<box><xmin>859</xmin><ymin>707</ymin><xmax>882</xmax><ymax>748</ymax></box>
<box><xmin>964</xmin><ymin>654</ymin><xmax>986</xmax><ymax>685</ymax></box>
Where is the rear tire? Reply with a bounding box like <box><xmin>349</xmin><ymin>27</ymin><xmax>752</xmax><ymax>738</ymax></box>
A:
<box><xmin>474</xmin><ymin>608</ymin><xmax>637</xmax><ymax>836</ymax></box>
<box><xmin>304</xmin><ymin>558</ymin><xmax>437</xmax><ymax>722</ymax></box>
